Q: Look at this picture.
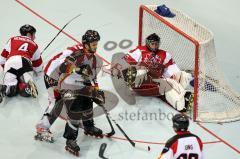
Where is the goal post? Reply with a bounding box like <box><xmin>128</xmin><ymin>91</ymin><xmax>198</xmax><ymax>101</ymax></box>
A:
<box><xmin>138</xmin><ymin>5</ymin><xmax>240</xmax><ymax>122</ymax></box>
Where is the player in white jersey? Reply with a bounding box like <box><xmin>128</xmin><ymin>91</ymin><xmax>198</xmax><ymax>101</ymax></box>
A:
<box><xmin>35</xmin><ymin>31</ymin><xmax>104</xmax><ymax>156</ymax></box>
<box><xmin>158</xmin><ymin>114</ymin><xmax>203</xmax><ymax>159</ymax></box>
<box><xmin>34</xmin><ymin>44</ymin><xmax>82</xmax><ymax>142</ymax></box>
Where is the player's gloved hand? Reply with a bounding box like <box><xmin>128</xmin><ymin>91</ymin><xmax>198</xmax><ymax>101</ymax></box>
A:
<box><xmin>122</xmin><ymin>66</ymin><xmax>137</xmax><ymax>87</ymax></box>
<box><xmin>74</xmin><ymin>64</ymin><xmax>92</xmax><ymax>78</ymax></box>
<box><xmin>134</xmin><ymin>67</ymin><xmax>148</xmax><ymax>88</ymax></box>
<box><xmin>92</xmin><ymin>89</ymin><xmax>105</xmax><ymax>106</ymax></box>
<box><xmin>122</xmin><ymin>66</ymin><xmax>148</xmax><ymax>88</ymax></box>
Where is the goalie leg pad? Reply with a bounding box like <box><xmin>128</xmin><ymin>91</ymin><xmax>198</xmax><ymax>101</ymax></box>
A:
<box><xmin>157</xmin><ymin>78</ymin><xmax>186</xmax><ymax>111</ymax></box>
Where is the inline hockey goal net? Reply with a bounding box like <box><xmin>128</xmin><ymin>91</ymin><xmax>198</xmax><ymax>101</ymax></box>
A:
<box><xmin>138</xmin><ymin>5</ymin><xmax>240</xmax><ymax>122</ymax></box>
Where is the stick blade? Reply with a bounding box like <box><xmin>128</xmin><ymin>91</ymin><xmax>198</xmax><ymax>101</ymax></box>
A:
<box><xmin>99</xmin><ymin>143</ymin><xmax>108</xmax><ymax>159</ymax></box>
<box><xmin>134</xmin><ymin>144</ymin><xmax>151</xmax><ymax>151</ymax></box>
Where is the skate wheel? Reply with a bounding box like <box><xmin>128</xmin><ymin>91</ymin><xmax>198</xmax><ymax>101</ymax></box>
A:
<box><xmin>75</xmin><ymin>151</ymin><xmax>80</xmax><ymax>157</ymax></box>
<box><xmin>65</xmin><ymin>146</ymin><xmax>69</xmax><ymax>151</ymax></box>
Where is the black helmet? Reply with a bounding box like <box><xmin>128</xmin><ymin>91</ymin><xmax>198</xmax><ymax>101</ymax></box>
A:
<box><xmin>145</xmin><ymin>33</ymin><xmax>160</xmax><ymax>52</ymax></box>
<box><xmin>172</xmin><ymin>114</ymin><xmax>189</xmax><ymax>132</ymax></box>
<box><xmin>19</xmin><ymin>24</ymin><xmax>36</xmax><ymax>36</ymax></box>
<box><xmin>82</xmin><ymin>30</ymin><xmax>100</xmax><ymax>45</ymax></box>
<box><xmin>146</xmin><ymin>33</ymin><xmax>160</xmax><ymax>44</ymax></box>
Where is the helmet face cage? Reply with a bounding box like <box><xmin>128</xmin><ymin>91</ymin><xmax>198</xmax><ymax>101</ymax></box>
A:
<box><xmin>82</xmin><ymin>30</ymin><xmax>100</xmax><ymax>45</ymax></box>
<box><xmin>172</xmin><ymin>114</ymin><xmax>189</xmax><ymax>132</ymax></box>
<box><xmin>145</xmin><ymin>33</ymin><xmax>161</xmax><ymax>52</ymax></box>
<box><xmin>19</xmin><ymin>24</ymin><xmax>36</xmax><ymax>36</ymax></box>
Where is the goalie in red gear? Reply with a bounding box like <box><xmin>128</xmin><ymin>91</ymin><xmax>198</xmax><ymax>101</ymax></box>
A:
<box><xmin>109</xmin><ymin>33</ymin><xmax>193</xmax><ymax>112</ymax></box>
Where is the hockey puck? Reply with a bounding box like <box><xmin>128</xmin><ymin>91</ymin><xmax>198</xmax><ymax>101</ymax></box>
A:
<box><xmin>148</xmin><ymin>146</ymin><xmax>151</xmax><ymax>151</ymax></box>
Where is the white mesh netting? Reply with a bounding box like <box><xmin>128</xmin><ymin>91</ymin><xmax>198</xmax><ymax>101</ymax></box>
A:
<box><xmin>139</xmin><ymin>5</ymin><xmax>240</xmax><ymax>122</ymax></box>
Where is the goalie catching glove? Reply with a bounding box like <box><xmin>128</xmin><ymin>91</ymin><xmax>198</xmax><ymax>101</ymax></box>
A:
<box><xmin>122</xmin><ymin>66</ymin><xmax>148</xmax><ymax>88</ymax></box>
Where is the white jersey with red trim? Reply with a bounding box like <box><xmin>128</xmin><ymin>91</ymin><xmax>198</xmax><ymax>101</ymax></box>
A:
<box><xmin>158</xmin><ymin>131</ymin><xmax>203</xmax><ymax>159</ymax></box>
<box><xmin>124</xmin><ymin>46</ymin><xmax>180</xmax><ymax>78</ymax></box>
<box><xmin>44</xmin><ymin>44</ymin><xmax>83</xmax><ymax>80</ymax></box>
<box><xmin>0</xmin><ymin>36</ymin><xmax>43</xmax><ymax>72</ymax></box>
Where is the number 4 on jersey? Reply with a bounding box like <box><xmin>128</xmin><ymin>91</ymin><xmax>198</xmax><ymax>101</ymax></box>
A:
<box><xmin>18</xmin><ymin>43</ymin><xmax>29</xmax><ymax>52</ymax></box>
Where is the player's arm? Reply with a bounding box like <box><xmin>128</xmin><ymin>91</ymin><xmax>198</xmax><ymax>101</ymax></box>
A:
<box><xmin>196</xmin><ymin>136</ymin><xmax>204</xmax><ymax>159</ymax></box>
<box><xmin>31</xmin><ymin>46</ymin><xmax>43</xmax><ymax>74</ymax></box>
<box><xmin>162</xmin><ymin>52</ymin><xmax>180</xmax><ymax>79</ymax></box>
<box><xmin>59</xmin><ymin>51</ymin><xmax>91</xmax><ymax>76</ymax></box>
<box><xmin>157</xmin><ymin>136</ymin><xmax>178</xmax><ymax>159</ymax></box>
<box><xmin>0</xmin><ymin>39</ymin><xmax>11</xmax><ymax>67</ymax></box>
<box><xmin>157</xmin><ymin>145</ymin><xmax>174</xmax><ymax>159</ymax></box>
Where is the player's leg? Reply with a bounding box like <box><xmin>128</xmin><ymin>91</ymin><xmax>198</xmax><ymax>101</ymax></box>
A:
<box><xmin>3</xmin><ymin>72</ymin><xmax>18</xmax><ymax>97</ymax></box>
<box><xmin>81</xmin><ymin>97</ymin><xmax>103</xmax><ymax>138</ymax></box>
<box><xmin>63</xmin><ymin>121</ymin><xmax>80</xmax><ymax>156</ymax></box>
<box><xmin>64</xmin><ymin>95</ymin><xmax>103</xmax><ymax>138</ymax></box>
<box><xmin>18</xmin><ymin>57</ymin><xmax>38</xmax><ymax>98</ymax></box>
<box><xmin>2</xmin><ymin>56</ymin><xmax>22</xmax><ymax>97</ymax></box>
<box><xmin>35</xmin><ymin>74</ymin><xmax>60</xmax><ymax>142</ymax></box>
<box><xmin>153</xmin><ymin>78</ymin><xmax>193</xmax><ymax>112</ymax></box>
<box><xmin>174</xmin><ymin>71</ymin><xmax>193</xmax><ymax>89</ymax></box>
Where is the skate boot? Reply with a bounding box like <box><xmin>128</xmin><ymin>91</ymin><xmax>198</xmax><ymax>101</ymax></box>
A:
<box><xmin>84</xmin><ymin>126</ymin><xmax>103</xmax><ymax>138</ymax></box>
<box><xmin>65</xmin><ymin>139</ymin><xmax>80</xmax><ymax>156</ymax></box>
<box><xmin>34</xmin><ymin>116</ymin><xmax>54</xmax><ymax>143</ymax></box>
<box><xmin>28</xmin><ymin>80</ymin><xmax>38</xmax><ymax>98</ymax></box>
<box><xmin>0</xmin><ymin>85</ymin><xmax>6</xmax><ymax>104</ymax></box>
<box><xmin>184</xmin><ymin>91</ymin><xmax>194</xmax><ymax>112</ymax></box>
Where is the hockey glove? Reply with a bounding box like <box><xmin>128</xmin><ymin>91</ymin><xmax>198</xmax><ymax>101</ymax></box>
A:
<box><xmin>92</xmin><ymin>89</ymin><xmax>105</xmax><ymax>106</ymax></box>
<box><xmin>74</xmin><ymin>64</ymin><xmax>92</xmax><ymax>78</ymax></box>
<box><xmin>122</xmin><ymin>66</ymin><xmax>137</xmax><ymax>87</ymax></box>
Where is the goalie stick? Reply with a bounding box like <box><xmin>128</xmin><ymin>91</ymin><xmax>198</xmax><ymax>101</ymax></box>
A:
<box><xmin>99</xmin><ymin>143</ymin><xmax>108</xmax><ymax>159</ymax></box>
<box><xmin>41</xmin><ymin>13</ymin><xmax>81</xmax><ymax>55</ymax></box>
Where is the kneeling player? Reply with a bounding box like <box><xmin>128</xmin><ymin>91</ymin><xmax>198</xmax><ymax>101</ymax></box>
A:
<box><xmin>0</xmin><ymin>24</ymin><xmax>42</xmax><ymax>101</ymax></box>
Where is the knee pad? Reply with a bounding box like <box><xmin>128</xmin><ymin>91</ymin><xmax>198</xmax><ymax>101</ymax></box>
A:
<box><xmin>6</xmin><ymin>85</ymin><xmax>18</xmax><ymax>97</ymax></box>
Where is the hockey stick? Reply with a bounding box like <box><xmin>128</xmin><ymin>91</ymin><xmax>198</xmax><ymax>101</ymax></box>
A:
<box><xmin>101</xmin><ymin>105</ymin><xmax>115</xmax><ymax>137</ymax></box>
<box><xmin>100</xmin><ymin>104</ymin><xmax>150</xmax><ymax>151</ymax></box>
<box><xmin>99</xmin><ymin>143</ymin><xmax>108</xmax><ymax>159</ymax></box>
<box><xmin>111</xmin><ymin>118</ymin><xmax>151</xmax><ymax>151</ymax></box>
<box><xmin>41</xmin><ymin>14</ymin><xmax>82</xmax><ymax>55</ymax></box>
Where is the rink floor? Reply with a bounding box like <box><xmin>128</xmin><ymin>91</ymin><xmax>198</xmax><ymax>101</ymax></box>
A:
<box><xmin>0</xmin><ymin>0</ymin><xmax>240</xmax><ymax>159</ymax></box>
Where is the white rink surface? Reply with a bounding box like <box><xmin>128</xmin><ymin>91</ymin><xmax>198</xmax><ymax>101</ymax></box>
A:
<box><xmin>0</xmin><ymin>0</ymin><xmax>240</xmax><ymax>159</ymax></box>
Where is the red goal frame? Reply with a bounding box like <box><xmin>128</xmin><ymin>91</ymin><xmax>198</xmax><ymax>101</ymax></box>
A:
<box><xmin>138</xmin><ymin>5</ymin><xmax>200</xmax><ymax>121</ymax></box>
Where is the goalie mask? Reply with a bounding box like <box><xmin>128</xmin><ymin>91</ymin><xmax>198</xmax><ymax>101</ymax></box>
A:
<box><xmin>172</xmin><ymin>114</ymin><xmax>189</xmax><ymax>132</ymax></box>
<box><xmin>145</xmin><ymin>33</ymin><xmax>161</xmax><ymax>52</ymax></box>
<box><xmin>82</xmin><ymin>30</ymin><xmax>100</xmax><ymax>53</ymax></box>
